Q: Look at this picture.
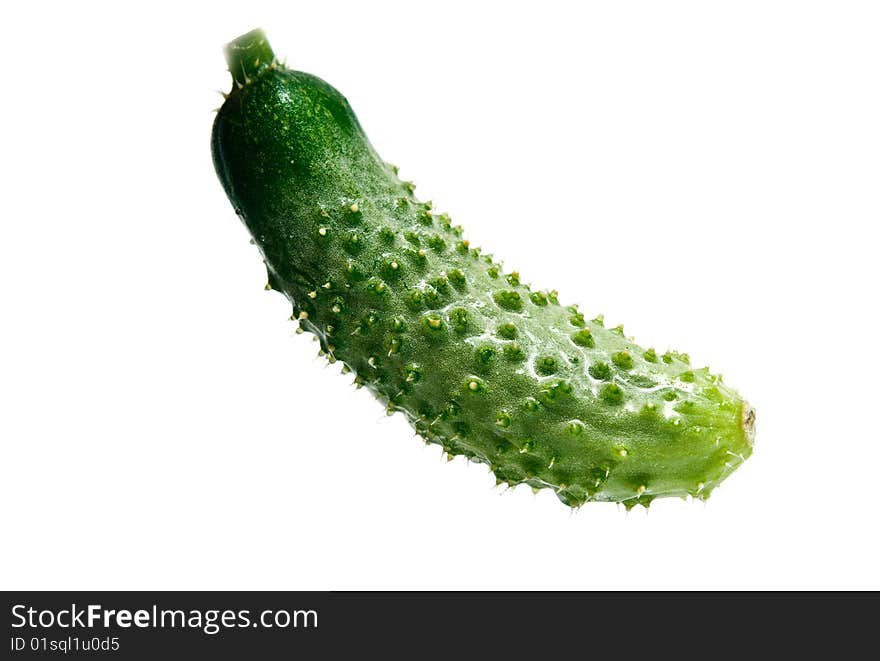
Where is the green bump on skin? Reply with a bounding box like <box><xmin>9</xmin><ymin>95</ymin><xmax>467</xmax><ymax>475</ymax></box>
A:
<box><xmin>346</xmin><ymin>260</ymin><xmax>366</xmax><ymax>282</ymax></box>
<box><xmin>405</xmin><ymin>247</ymin><xmax>429</xmax><ymax>268</ymax></box>
<box><xmin>429</xmin><ymin>276</ymin><xmax>448</xmax><ymax>293</ymax></box>
<box><xmin>366</xmin><ymin>277</ymin><xmax>387</xmax><ymax>297</ymax></box>
<box><xmin>589</xmin><ymin>362</ymin><xmax>612</xmax><ymax>381</ymax></box>
<box><xmin>493</xmin><ymin>290</ymin><xmax>522</xmax><ymax>311</ymax></box>
<box><xmin>536</xmin><ymin>356</ymin><xmax>558</xmax><ymax>376</ymax></box>
<box><xmin>344</xmin><ymin>231</ymin><xmax>363</xmax><ymax>254</ymax></box>
<box><xmin>421</xmin><ymin>314</ymin><xmax>445</xmax><ymax>334</ymax></box>
<box><xmin>212</xmin><ymin>29</ymin><xmax>755</xmax><ymax>509</ymax></box>
<box><xmin>612</xmin><ymin>351</ymin><xmax>634</xmax><ymax>370</ymax></box>
<box><xmin>427</xmin><ymin>235</ymin><xmax>446</xmax><ymax>252</ymax></box>
<box><xmin>497</xmin><ymin>323</ymin><xmax>518</xmax><ymax>340</ymax></box>
<box><xmin>380</xmin><ymin>256</ymin><xmax>402</xmax><ymax>280</ymax></box>
<box><xmin>447</xmin><ymin>269</ymin><xmax>466</xmax><ymax>289</ymax></box>
<box><xmin>465</xmin><ymin>377</ymin><xmax>485</xmax><ymax>394</ymax></box>
<box><xmin>679</xmin><ymin>370</ymin><xmax>696</xmax><ymax>383</ymax></box>
<box><xmin>448</xmin><ymin>308</ymin><xmax>470</xmax><ymax>334</ymax></box>
<box><xmin>346</xmin><ymin>203</ymin><xmax>363</xmax><ymax>224</ymax></box>
<box><xmin>475</xmin><ymin>346</ymin><xmax>496</xmax><ymax>366</ymax></box>
<box><xmin>385</xmin><ymin>334</ymin><xmax>403</xmax><ymax>354</ymax></box>
<box><xmin>405</xmin><ymin>363</ymin><xmax>422</xmax><ymax>383</ymax></box>
<box><xmin>361</xmin><ymin>311</ymin><xmax>379</xmax><ymax>330</ymax></box>
<box><xmin>405</xmin><ymin>289</ymin><xmax>423</xmax><ymax>311</ymax></box>
<box><xmin>378</xmin><ymin>227</ymin><xmax>395</xmax><ymax>244</ymax></box>
<box><xmin>503</xmin><ymin>343</ymin><xmax>526</xmax><ymax>362</ymax></box>
<box><xmin>530</xmin><ymin>291</ymin><xmax>549</xmax><ymax>306</ymax></box>
<box><xmin>566</xmin><ymin>420</ymin><xmax>585</xmax><ymax>436</ymax></box>
<box><xmin>572</xmin><ymin>329</ymin><xmax>594</xmax><ymax>348</ymax></box>
<box><xmin>422</xmin><ymin>284</ymin><xmax>441</xmax><ymax>307</ymax></box>
<box><xmin>601</xmin><ymin>383</ymin><xmax>624</xmax><ymax>405</ymax></box>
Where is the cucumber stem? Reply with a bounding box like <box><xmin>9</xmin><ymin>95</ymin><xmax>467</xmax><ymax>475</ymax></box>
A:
<box><xmin>225</xmin><ymin>28</ymin><xmax>276</xmax><ymax>89</ymax></box>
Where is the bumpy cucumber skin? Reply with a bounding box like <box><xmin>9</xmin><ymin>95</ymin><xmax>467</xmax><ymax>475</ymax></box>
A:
<box><xmin>212</xmin><ymin>35</ymin><xmax>754</xmax><ymax>508</ymax></box>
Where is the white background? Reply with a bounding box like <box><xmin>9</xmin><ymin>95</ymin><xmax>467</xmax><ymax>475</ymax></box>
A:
<box><xmin>2</xmin><ymin>1</ymin><xmax>878</xmax><ymax>590</ymax></box>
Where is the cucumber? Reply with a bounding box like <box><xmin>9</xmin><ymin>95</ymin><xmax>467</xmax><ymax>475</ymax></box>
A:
<box><xmin>211</xmin><ymin>29</ymin><xmax>755</xmax><ymax>508</ymax></box>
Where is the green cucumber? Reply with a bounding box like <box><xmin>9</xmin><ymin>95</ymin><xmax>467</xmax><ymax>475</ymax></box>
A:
<box><xmin>211</xmin><ymin>29</ymin><xmax>755</xmax><ymax>508</ymax></box>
